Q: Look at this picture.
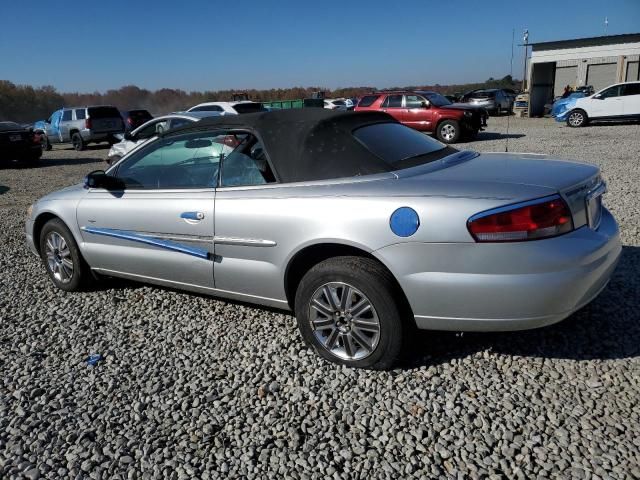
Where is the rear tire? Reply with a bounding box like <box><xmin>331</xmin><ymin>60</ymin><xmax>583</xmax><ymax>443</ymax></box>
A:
<box><xmin>567</xmin><ymin>109</ymin><xmax>588</xmax><ymax>127</ymax></box>
<box><xmin>436</xmin><ymin>120</ymin><xmax>461</xmax><ymax>144</ymax></box>
<box><xmin>39</xmin><ymin>218</ymin><xmax>91</xmax><ymax>292</ymax></box>
<box><xmin>294</xmin><ymin>256</ymin><xmax>404</xmax><ymax>370</ymax></box>
<box><xmin>72</xmin><ymin>132</ymin><xmax>85</xmax><ymax>151</ymax></box>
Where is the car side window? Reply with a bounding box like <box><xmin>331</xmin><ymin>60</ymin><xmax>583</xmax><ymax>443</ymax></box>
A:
<box><xmin>405</xmin><ymin>95</ymin><xmax>425</xmax><ymax>108</ymax></box>
<box><xmin>598</xmin><ymin>86</ymin><xmax>621</xmax><ymax>99</ymax></box>
<box><xmin>220</xmin><ymin>138</ymin><xmax>276</xmax><ymax>187</ymax></box>
<box><xmin>136</xmin><ymin>120</ymin><xmax>168</xmax><ymax>139</ymax></box>
<box><xmin>192</xmin><ymin>105</ymin><xmax>223</xmax><ymax>112</ymax></box>
<box><xmin>61</xmin><ymin>110</ymin><xmax>72</xmax><ymax>121</ymax></box>
<box><xmin>622</xmin><ymin>83</ymin><xmax>640</xmax><ymax>96</ymax></box>
<box><xmin>170</xmin><ymin>118</ymin><xmax>192</xmax><ymax>129</ymax></box>
<box><xmin>115</xmin><ymin>131</ymin><xmax>227</xmax><ymax>189</ymax></box>
<box><xmin>381</xmin><ymin>95</ymin><xmax>403</xmax><ymax>108</ymax></box>
<box><xmin>75</xmin><ymin>109</ymin><xmax>86</xmax><ymax>120</ymax></box>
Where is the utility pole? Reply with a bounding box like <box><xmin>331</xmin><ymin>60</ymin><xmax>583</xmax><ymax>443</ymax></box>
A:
<box><xmin>522</xmin><ymin>29</ymin><xmax>529</xmax><ymax>91</ymax></box>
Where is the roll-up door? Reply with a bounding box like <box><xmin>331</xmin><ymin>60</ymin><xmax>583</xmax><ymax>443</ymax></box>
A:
<box><xmin>587</xmin><ymin>63</ymin><xmax>617</xmax><ymax>91</ymax></box>
<box><xmin>554</xmin><ymin>66</ymin><xmax>577</xmax><ymax>96</ymax></box>
<box><xmin>626</xmin><ymin>61</ymin><xmax>639</xmax><ymax>82</ymax></box>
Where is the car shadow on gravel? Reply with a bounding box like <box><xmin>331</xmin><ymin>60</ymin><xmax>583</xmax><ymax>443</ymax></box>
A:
<box><xmin>37</xmin><ymin>157</ymin><xmax>104</xmax><ymax>167</ymax></box>
<box><xmin>54</xmin><ymin>144</ymin><xmax>111</xmax><ymax>151</ymax></box>
<box><xmin>402</xmin><ymin>245</ymin><xmax>640</xmax><ymax>368</ymax></box>
<box><xmin>0</xmin><ymin>185</ymin><xmax>9</xmax><ymax>195</ymax></box>
<box><xmin>473</xmin><ymin>132</ymin><xmax>526</xmax><ymax>142</ymax></box>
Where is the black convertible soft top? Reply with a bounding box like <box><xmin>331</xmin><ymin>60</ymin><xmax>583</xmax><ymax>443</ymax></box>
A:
<box><xmin>166</xmin><ymin>109</ymin><xmax>400</xmax><ymax>183</ymax></box>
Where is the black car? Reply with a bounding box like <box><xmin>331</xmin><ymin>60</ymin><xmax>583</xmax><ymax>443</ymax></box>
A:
<box><xmin>0</xmin><ymin>121</ymin><xmax>42</xmax><ymax>166</ymax></box>
<box><xmin>121</xmin><ymin>109</ymin><xmax>153</xmax><ymax>132</ymax></box>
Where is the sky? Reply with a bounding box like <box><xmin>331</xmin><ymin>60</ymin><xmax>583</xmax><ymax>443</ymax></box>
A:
<box><xmin>1</xmin><ymin>0</ymin><xmax>639</xmax><ymax>93</ymax></box>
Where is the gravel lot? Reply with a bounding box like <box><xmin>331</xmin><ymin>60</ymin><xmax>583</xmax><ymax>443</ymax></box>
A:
<box><xmin>1</xmin><ymin>117</ymin><xmax>639</xmax><ymax>479</ymax></box>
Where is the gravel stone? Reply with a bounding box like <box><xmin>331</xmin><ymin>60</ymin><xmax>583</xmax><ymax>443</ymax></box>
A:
<box><xmin>1</xmin><ymin>118</ymin><xmax>639</xmax><ymax>478</ymax></box>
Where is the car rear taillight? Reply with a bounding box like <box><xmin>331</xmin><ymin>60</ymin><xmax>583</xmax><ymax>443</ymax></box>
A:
<box><xmin>32</xmin><ymin>131</ymin><xmax>41</xmax><ymax>143</ymax></box>
<box><xmin>85</xmin><ymin>118</ymin><xmax>92</xmax><ymax>129</ymax></box>
<box><xmin>467</xmin><ymin>195</ymin><xmax>573</xmax><ymax>242</ymax></box>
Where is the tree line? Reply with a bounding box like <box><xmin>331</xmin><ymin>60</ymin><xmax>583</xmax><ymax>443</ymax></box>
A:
<box><xmin>0</xmin><ymin>75</ymin><xmax>520</xmax><ymax>123</ymax></box>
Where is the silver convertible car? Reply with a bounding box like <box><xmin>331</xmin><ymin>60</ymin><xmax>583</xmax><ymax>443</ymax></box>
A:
<box><xmin>26</xmin><ymin>109</ymin><xmax>621</xmax><ymax>369</ymax></box>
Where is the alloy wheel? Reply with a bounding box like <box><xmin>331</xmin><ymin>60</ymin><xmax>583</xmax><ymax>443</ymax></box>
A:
<box><xmin>45</xmin><ymin>231</ymin><xmax>74</xmax><ymax>283</ymax></box>
<box><xmin>441</xmin><ymin>124</ymin><xmax>456</xmax><ymax>141</ymax></box>
<box><xmin>569</xmin><ymin>112</ymin><xmax>583</xmax><ymax>127</ymax></box>
<box><xmin>308</xmin><ymin>282</ymin><xmax>380</xmax><ymax>361</ymax></box>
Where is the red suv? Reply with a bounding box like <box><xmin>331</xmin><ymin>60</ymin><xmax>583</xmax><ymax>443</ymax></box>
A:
<box><xmin>355</xmin><ymin>91</ymin><xmax>487</xmax><ymax>143</ymax></box>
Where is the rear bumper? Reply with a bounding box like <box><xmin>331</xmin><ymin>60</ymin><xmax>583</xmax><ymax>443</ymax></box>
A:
<box><xmin>81</xmin><ymin>129</ymin><xmax>122</xmax><ymax>142</ymax></box>
<box><xmin>374</xmin><ymin>208</ymin><xmax>621</xmax><ymax>331</ymax></box>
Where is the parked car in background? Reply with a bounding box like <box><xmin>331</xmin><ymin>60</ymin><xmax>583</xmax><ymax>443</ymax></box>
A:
<box><xmin>344</xmin><ymin>98</ymin><xmax>356</xmax><ymax>110</ymax></box>
<box><xmin>0</xmin><ymin>121</ymin><xmax>42</xmax><ymax>165</ymax></box>
<box><xmin>35</xmin><ymin>106</ymin><xmax>124</xmax><ymax>151</ymax></box>
<box><xmin>121</xmin><ymin>109</ymin><xmax>153</xmax><ymax>132</ymax></box>
<box><xmin>355</xmin><ymin>91</ymin><xmax>486</xmax><ymax>143</ymax></box>
<box><xmin>106</xmin><ymin>111</ymin><xmax>221</xmax><ymax>165</ymax></box>
<box><xmin>187</xmin><ymin>101</ymin><xmax>265</xmax><ymax>114</ymax></box>
<box><xmin>26</xmin><ymin>109</ymin><xmax>620</xmax><ymax>369</ymax></box>
<box><xmin>462</xmin><ymin>89</ymin><xmax>513</xmax><ymax>115</ymax></box>
<box><xmin>550</xmin><ymin>92</ymin><xmax>587</xmax><ymax>119</ymax></box>
<box><xmin>544</xmin><ymin>87</ymin><xmax>595</xmax><ymax>116</ymax></box>
<box><xmin>324</xmin><ymin>99</ymin><xmax>348</xmax><ymax>111</ymax></box>
<box><xmin>565</xmin><ymin>81</ymin><xmax>640</xmax><ymax>127</ymax></box>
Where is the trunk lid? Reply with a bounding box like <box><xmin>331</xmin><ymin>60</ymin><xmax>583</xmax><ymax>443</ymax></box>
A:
<box><xmin>399</xmin><ymin>152</ymin><xmax>602</xmax><ymax>229</ymax></box>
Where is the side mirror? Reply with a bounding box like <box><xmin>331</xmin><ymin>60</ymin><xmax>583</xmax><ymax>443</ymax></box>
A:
<box><xmin>421</xmin><ymin>100</ymin><xmax>430</xmax><ymax>108</ymax></box>
<box><xmin>84</xmin><ymin>170</ymin><xmax>124</xmax><ymax>190</ymax></box>
<box><xmin>593</xmin><ymin>94</ymin><xmax>602</xmax><ymax>100</ymax></box>
<box><xmin>123</xmin><ymin>131</ymin><xmax>135</xmax><ymax>141</ymax></box>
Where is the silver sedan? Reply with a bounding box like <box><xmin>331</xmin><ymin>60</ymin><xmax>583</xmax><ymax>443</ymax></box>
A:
<box><xmin>26</xmin><ymin>109</ymin><xmax>621</xmax><ymax>369</ymax></box>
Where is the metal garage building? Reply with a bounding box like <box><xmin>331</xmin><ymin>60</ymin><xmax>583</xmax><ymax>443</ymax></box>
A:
<box><xmin>527</xmin><ymin>33</ymin><xmax>640</xmax><ymax>116</ymax></box>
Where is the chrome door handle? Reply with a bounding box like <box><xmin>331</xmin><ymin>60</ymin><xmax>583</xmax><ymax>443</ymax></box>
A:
<box><xmin>181</xmin><ymin>211</ymin><xmax>205</xmax><ymax>222</ymax></box>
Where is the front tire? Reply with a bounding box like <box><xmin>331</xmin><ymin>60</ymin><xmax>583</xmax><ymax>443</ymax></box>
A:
<box><xmin>436</xmin><ymin>120</ymin><xmax>461</xmax><ymax>144</ymax></box>
<box><xmin>41</xmin><ymin>135</ymin><xmax>52</xmax><ymax>151</ymax></box>
<box><xmin>39</xmin><ymin>218</ymin><xmax>91</xmax><ymax>292</ymax></box>
<box><xmin>294</xmin><ymin>256</ymin><xmax>404</xmax><ymax>370</ymax></box>
<box><xmin>567</xmin><ymin>109</ymin><xmax>588</xmax><ymax>127</ymax></box>
<box><xmin>71</xmin><ymin>132</ymin><xmax>85</xmax><ymax>151</ymax></box>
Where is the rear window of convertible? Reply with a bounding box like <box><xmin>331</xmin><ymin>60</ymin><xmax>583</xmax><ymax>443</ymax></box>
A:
<box><xmin>353</xmin><ymin>122</ymin><xmax>454</xmax><ymax>169</ymax></box>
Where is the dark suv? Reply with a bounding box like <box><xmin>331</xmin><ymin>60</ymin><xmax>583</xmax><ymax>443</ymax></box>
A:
<box><xmin>355</xmin><ymin>91</ymin><xmax>486</xmax><ymax>143</ymax></box>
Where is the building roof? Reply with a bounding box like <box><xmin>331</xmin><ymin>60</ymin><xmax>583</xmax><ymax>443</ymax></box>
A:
<box><xmin>528</xmin><ymin>33</ymin><xmax>640</xmax><ymax>51</ymax></box>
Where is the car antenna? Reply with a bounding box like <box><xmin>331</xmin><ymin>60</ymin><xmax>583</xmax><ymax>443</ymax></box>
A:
<box><xmin>505</xmin><ymin>28</ymin><xmax>515</xmax><ymax>153</ymax></box>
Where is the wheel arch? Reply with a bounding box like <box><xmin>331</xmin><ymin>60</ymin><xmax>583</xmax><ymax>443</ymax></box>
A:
<box><xmin>283</xmin><ymin>242</ymin><xmax>414</xmax><ymax>321</ymax></box>
<box><xmin>32</xmin><ymin>212</ymin><xmax>61</xmax><ymax>254</ymax></box>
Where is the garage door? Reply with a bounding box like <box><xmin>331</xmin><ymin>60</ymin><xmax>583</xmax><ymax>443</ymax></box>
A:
<box><xmin>626</xmin><ymin>61</ymin><xmax>639</xmax><ymax>82</ymax></box>
<box><xmin>554</xmin><ymin>66</ymin><xmax>578</xmax><ymax>96</ymax></box>
<box><xmin>587</xmin><ymin>63</ymin><xmax>617</xmax><ymax>91</ymax></box>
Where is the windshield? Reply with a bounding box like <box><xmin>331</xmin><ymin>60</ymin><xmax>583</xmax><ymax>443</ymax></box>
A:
<box><xmin>353</xmin><ymin>122</ymin><xmax>455</xmax><ymax>170</ymax></box>
<box><xmin>421</xmin><ymin>92</ymin><xmax>451</xmax><ymax>107</ymax></box>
